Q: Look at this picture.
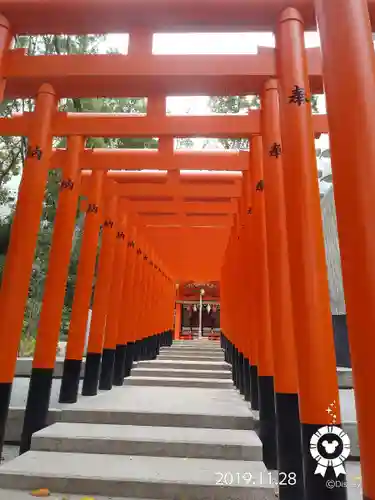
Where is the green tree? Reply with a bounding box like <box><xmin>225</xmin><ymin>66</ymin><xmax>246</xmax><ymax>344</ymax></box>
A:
<box><xmin>208</xmin><ymin>94</ymin><xmax>320</xmax><ymax>150</ymax></box>
<box><xmin>208</xmin><ymin>95</ymin><xmax>259</xmax><ymax>150</ymax></box>
<box><xmin>0</xmin><ymin>33</ymin><xmax>155</xmax><ymax>342</ymax></box>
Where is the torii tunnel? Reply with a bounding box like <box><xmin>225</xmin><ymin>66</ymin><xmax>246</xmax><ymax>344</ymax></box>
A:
<box><xmin>0</xmin><ymin>1</ymin><xmax>374</xmax><ymax>499</ymax></box>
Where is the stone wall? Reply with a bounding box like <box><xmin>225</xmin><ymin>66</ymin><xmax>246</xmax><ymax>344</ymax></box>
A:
<box><xmin>321</xmin><ymin>186</ymin><xmax>351</xmax><ymax>366</ymax></box>
<box><xmin>321</xmin><ymin>185</ymin><xmax>346</xmax><ymax>315</ymax></box>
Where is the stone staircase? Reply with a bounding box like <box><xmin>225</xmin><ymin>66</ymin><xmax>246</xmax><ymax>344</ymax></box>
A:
<box><xmin>0</xmin><ymin>340</ymin><xmax>276</xmax><ymax>499</ymax></box>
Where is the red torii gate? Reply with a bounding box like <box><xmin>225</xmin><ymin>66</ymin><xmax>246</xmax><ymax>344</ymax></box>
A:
<box><xmin>1</xmin><ymin>0</ymin><xmax>375</xmax><ymax>33</ymax></box>
<box><xmin>0</xmin><ymin>2</ymin><xmax>373</xmax><ymax>499</ymax></box>
<box><xmin>0</xmin><ymin>111</ymin><xmax>328</xmax><ymax>136</ymax></box>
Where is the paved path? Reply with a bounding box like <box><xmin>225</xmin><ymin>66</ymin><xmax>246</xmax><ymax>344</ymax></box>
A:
<box><xmin>1</xmin><ymin>341</ymin><xmax>362</xmax><ymax>499</ymax></box>
<box><xmin>0</xmin><ymin>340</ymin><xmax>275</xmax><ymax>499</ymax></box>
<box><xmin>9</xmin><ymin>374</ymin><xmax>358</xmax><ymax>420</ymax></box>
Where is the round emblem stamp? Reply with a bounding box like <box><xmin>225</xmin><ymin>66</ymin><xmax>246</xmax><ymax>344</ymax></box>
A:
<box><xmin>310</xmin><ymin>425</ymin><xmax>351</xmax><ymax>477</ymax></box>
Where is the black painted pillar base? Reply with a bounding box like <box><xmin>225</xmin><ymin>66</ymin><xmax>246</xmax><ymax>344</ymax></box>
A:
<box><xmin>243</xmin><ymin>357</ymin><xmax>251</xmax><ymax>402</ymax></box>
<box><xmin>165</xmin><ymin>329</ymin><xmax>172</xmax><ymax>346</ymax></box>
<box><xmin>113</xmin><ymin>344</ymin><xmax>127</xmax><ymax>386</ymax></box>
<box><xmin>231</xmin><ymin>345</ymin><xmax>237</xmax><ymax>386</ymax></box>
<box><xmin>140</xmin><ymin>338</ymin><xmax>146</xmax><ymax>360</ymax></box>
<box><xmin>99</xmin><ymin>348</ymin><xmax>115</xmax><ymax>390</ymax></box>
<box><xmin>124</xmin><ymin>342</ymin><xmax>134</xmax><ymax>377</ymax></box>
<box><xmin>224</xmin><ymin>337</ymin><xmax>230</xmax><ymax>363</ymax></box>
<box><xmin>138</xmin><ymin>338</ymin><xmax>146</xmax><ymax>361</ymax></box>
<box><xmin>133</xmin><ymin>340</ymin><xmax>141</xmax><ymax>362</ymax></box>
<box><xmin>238</xmin><ymin>352</ymin><xmax>245</xmax><ymax>395</ymax></box>
<box><xmin>258</xmin><ymin>375</ymin><xmax>277</xmax><ymax>470</ymax></box>
<box><xmin>81</xmin><ymin>352</ymin><xmax>101</xmax><ymax>396</ymax></box>
<box><xmin>227</xmin><ymin>338</ymin><xmax>231</xmax><ymax>361</ymax></box>
<box><xmin>0</xmin><ymin>382</ymin><xmax>12</xmax><ymax>459</ymax></box>
<box><xmin>140</xmin><ymin>338</ymin><xmax>146</xmax><ymax>359</ymax></box>
<box><xmin>275</xmin><ymin>393</ymin><xmax>304</xmax><ymax>500</ymax></box>
<box><xmin>301</xmin><ymin>423</ymin><xmax>348</xmax><ymax>500</ymax></box>
<box><xmin>19</xmin><ymin>368</ymin><xmax>54</xmax><ymax>454</ymax></box>
<box><xmin>155</xmin><ymin>334</ymin><xmax>161</xmax><ymax>356</ymax></box>
<box><xmin>59</xmin><ymin>359</ymin><xmax>82</xmax><ymax>404</ymax></box>
<box><xmin>151</xmin><ymin>335</ymin><xmax>158</xmax><ymax>359</ymax></box>
<box><xmin>160</xmin><ymin>331</ymin><xmax>166</xmax><ymax>347</ymax></box>
<box><xmin>250</xmin><ymin>364</ymin><xmax>259</xmax><ymax>411</ymax></box>
<box><xmin>230</xmin><ymin>344</ymin><xmax>235</xmax><ymax>383</ymax></box>
<box><xmin>144</xmin><ymin>337</ymin><xmax>153</xmax><ymax>360</ymax></box>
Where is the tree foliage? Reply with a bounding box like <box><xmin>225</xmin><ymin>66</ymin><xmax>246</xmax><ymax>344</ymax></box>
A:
<box><xmin>208</xmin><ymin>94</ymin><xmax>319</xmax><ymax>150</ymax></box>
<box><xmin>0</xmin><ymin>33</ymin><xmax>153</xmax><ymax>341</ymax></box>
<box><xmin>0</xmin><ymin>34</ymin><xmax>324</xmax><ymax>344</ymax></box>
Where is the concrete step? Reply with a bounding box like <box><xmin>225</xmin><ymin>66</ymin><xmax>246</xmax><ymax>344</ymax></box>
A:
<box><xmin>166</xmin><ymin>346</ymin><xmax>222</xmax><ymax>351</ymax></box>
<box><xmin>32</xmin><ymin>422</ymin><xmax>263</xmax><ymax>461</ymax></box>
<box><xmin>160</xmin><ymin>350</ymin><xmax>223</xmax><ymax>357</ymax></box>
<box><xmin>157</xmin><ymin>354</ymin><xmax>224</xmax><ymax>361</ymax></box>
<box><xmin>5</xmin><ymin>407</ymin><xmax>61</xmax><ymax>443</ymax></box>
<box><xmin>0</xmin><ymin>493</ymin><xmax>155</xmax><ymax>500</ymax></box>
<box><xmin>132</xmin><ymin>367</ymin><xmax>232</xmax><ymax>379</ymax></box>
<box><xmin>173</xmin><ymin>340</ymin><xmax>220</xmax><ymax>344</ymax></box>
<box><xmin>0</xmin><ymin>451</ymin><xmax>276</xmax><ymax>500</ymax></box>
<box><xmin>61</xmin><ymin>406</ymin><xmax>255</xmax><ymax>430</ymax></box>
<box><xmin>137</xmin><ymin>359</ymin><xmax>230</xmax><ymax>371</ymax></box>
<box><xmin>124</xmin><ymin>376</ymin><xmax>233</xmax><ymax>389</ymax></box>
<box><xmin>61</xmin><ymin>386</ymin><xmax>256</xmax><ymax>430</ymax></box>
<box><xmin>337</xmin><ymin>368</ymin><xmax>353</xmax><ymax>388</ymax></box>
<box><xmin>161</xmin><ymin>345</ymin><xmax>222</xmax><ymax>351</ymax></box>
<box><xmin>172</xmin><ymin>343</ymin><xmax>221</xmax><ymax>350</ymax></box>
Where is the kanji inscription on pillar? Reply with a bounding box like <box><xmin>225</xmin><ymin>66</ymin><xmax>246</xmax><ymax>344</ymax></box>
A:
<box><xmin>288</xmin><ymin>85</ymin><xmax>310</xmax><ymax>106</ymax></box>
<box><xmin>256</xmin><ymin>180</ymin><xmax>264</xmax><ymax>192</ymax></box>
<box><xmin>60</xmin><ymin>178</ymin><xmax>74</xmax><ymax>190</ymax></box>
<box><xmin>269</xmin><ymin>143</ymin><xmax>282</xmax><ymax>158</ymax></box>
<box><xmin>27</xmin><ymin>145</ymin><xmax>43</xmax><ymax>160</ymax></box>
<box><xmin>87</xmin><ymin>203</ymin><xmax>99</xmax><ymax>214</ymax></box>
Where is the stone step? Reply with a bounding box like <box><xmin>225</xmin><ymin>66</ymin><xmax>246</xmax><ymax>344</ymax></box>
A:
<box><xmin>172</xmin><ymin>344</ymin><xmax>221</xmax><ymax>349</ymax></box>
<box><xmin>157</xmin><ymin>354</ymin><xmax>224</xmax><ymax>361</ymax></box>
<box><xmin>0</xmin><ymin>451</ymin><xmax>275</xmax><ymax>500</ymax></box>
<box><xmin>160</xmin><ymin>350</ymin><xmax>223</xmax><ymax>356</ymax></box>
<box><xmin>5</xmin><ymin>407</ymin><xmax>61</xmax><ymax>443</ymax></box>
<box><xmin>132</xmin><ymin>367</ymin><xmax>232</xmax><ymax>379</ymax></box>
<box><xmin>172</xmin><ymin>347</ymin><xmax>222</xmax><ymax>351</ymax></box>
<box><xmin>137</xmin><ymin>359</ymin><xmax>230</xmax><ymax>371</ymax></box>
<box><xmin>0</xmin><ymin>492</ymin><xmax>155</xmax><ymax>500</ymax></box>
<box><xmin>161</xmin><ymin>345</ymin><xmax>222</xmax><ymax>350</ymax></box>
<box><xmin>337</xmin><ymin>368</ymin><xmax>353</xmax><ymax>389</ymax></box>
<box><xmin>61</xmin><ymin>406</ymin><xmax>255</xmax><ymax>430</ymax></box>
<box><xmin>160</xmin><ymin>345</ymin><xmax>224</xmax><ymax>354</ymax></box>
<box><xmin>32</xmin><ymin>422</ymin><xmax>262</xmax><ymax>461</ymax></box>
<box><xmin>60</xmin><ymin>386</ymin><xmax>256</xmax><ymax>430</ymax></box>
<box><xmin>173</xmin><ymin>340</ymin><xmax>220</xmax><ymax>343</ymax></box>
<box><xmin>124</xmin><ymin>376</ymin><xmax>233</xmax><ymax>389</ymax></box>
